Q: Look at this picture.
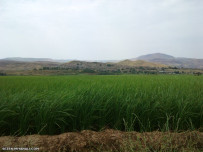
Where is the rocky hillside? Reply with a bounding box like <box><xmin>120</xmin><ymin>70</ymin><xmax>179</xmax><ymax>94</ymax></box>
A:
<box><xmin>117</xmin><ymin>60</ymin><xmax>167</xmax><ymax>67</ymax></box>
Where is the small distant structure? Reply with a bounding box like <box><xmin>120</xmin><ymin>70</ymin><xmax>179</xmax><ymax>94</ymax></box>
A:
<box><xmin>0</xmin><ymin>72</ymin><xmax>6</xmax><ymax>76</ymax></box>
<box><xmin>193</xmin><ymin>72</ymin><xmax>201</xmax><ymax>76</ymax></box>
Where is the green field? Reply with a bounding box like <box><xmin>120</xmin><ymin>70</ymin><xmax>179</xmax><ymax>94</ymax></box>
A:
<box><xmin>0</xmin><ymin>75</ymin><xmax>202</xmax><ymax>136</ymax></box>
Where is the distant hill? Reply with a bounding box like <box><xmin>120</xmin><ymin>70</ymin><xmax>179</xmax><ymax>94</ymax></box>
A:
<box><xmin>135</xmin><ymin>53</ymin><xmax>174</xmax><ymax>60</ymax></box>
<box><xmin>0</xmin><ymin>60</ymin><xmax>60</xmax><ymax>71</ymax></box>
<box><xmin>133</xmin><ymin>53</ymin><xmax>203</xmax><ymax>69</ymax></box>
<box><xmin>2</xmin><ymin>57</ymin><xmax>71</xmax><ymax>63</ymax></box>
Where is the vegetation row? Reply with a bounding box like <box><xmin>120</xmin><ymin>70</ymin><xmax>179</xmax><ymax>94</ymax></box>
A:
<box><xmin>0</xmin><ymin>75</ymin><xmax>202</xmax><ymax>136</ymax></box>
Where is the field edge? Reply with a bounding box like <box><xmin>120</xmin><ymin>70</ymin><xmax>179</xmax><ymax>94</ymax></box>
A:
<box><xmin>0</xmin><ymin>129</ymin><xmax>203</xmax><ymax>152</ymax></box>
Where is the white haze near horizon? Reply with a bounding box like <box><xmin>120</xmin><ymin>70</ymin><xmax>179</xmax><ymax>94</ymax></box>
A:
<box><xmin>0</xmin><ymin>0</ymin><xmax>203</xmax><ymax>60</ymax></box>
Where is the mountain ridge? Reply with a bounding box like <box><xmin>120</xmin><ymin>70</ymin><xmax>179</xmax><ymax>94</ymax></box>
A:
<box><xmin>2</xmin><ymin>57</ymin><xmax>72</xmax><ymax>63</ymax></box>
<box><xmin>1</xmin><ymin>53</ymin><xmax>203</xmax><ymax>69</ymax></box>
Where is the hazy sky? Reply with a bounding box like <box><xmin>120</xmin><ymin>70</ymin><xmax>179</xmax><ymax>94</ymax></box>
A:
<box><xmin>0</xmin><ymin>0</ymin><xmax>203</xmax><ymax>60</ymax></box>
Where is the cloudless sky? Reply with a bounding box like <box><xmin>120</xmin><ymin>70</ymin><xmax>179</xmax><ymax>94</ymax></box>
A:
<box><xmin>0</xmin><ymin>0</ymin><xmax>203</xmax><ymax>60</ymax></box>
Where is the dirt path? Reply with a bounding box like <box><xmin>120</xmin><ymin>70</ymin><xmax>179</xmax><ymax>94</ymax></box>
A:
<box><xmin>0</xmin><ymin>129</ymin><xmax>203</xmax><ymax>152</ymax></box>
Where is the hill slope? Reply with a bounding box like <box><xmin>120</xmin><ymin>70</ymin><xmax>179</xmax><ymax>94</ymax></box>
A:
<box><xmin>117</xmin><ymin>60</ymin><xmax>167</xmax><ymax>67</ymax></box>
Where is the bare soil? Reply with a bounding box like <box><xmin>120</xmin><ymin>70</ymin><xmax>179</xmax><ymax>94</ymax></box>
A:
<box><xmin>0</xmin><ymin>129</ymin><xmax>202</xmax><ymax>152</ymax></box>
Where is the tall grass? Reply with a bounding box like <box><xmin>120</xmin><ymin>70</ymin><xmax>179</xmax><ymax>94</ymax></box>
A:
<box><xmin>0</xmin><ymin>75</ymin><xmax>202</xmax><ymax>135</ymax></box>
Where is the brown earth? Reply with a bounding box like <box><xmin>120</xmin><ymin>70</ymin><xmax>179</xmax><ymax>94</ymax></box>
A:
<box><xmin>0</xmin><ymin>129</ymin><xmax>202</xmax><ymax>152</ymax></box>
